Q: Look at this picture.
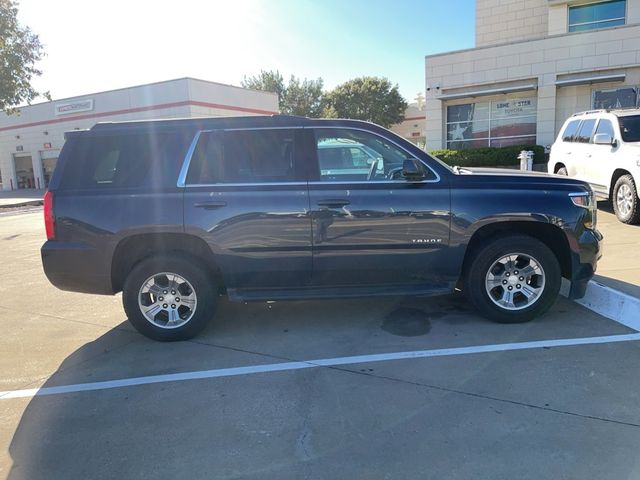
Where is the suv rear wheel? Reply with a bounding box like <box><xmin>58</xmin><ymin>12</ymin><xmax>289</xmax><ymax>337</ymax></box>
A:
<box><xmin>123</xmin><ymin>254</ymin><xmax>217</xmax><ymax>341</ymax></box>
<box><xmin>465</xmin><ymin>235</ymin><xmax>561</xmax><ymax>323</ymax></box>
<box><xmin>612</xmin><ymin>174</ymin><xmax>640</xmax><ymax>224</ymax></box>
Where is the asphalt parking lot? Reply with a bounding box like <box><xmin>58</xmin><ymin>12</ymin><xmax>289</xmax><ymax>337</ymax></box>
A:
<box><xmin>2</xmin><ymin>210</ymin><xmax>640</xmax><ymax>479</ymax></box>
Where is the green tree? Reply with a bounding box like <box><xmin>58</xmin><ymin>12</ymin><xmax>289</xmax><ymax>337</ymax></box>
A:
<box><xmin>284</xmin><ymin>76</ymin><xmax>324</xmax><ymax>117</ymax></box>
<box><xmin>241</xmin><ymin>70</ymin><xmax>286</xmax><ymax>110</ymax></box>
<box><xmin>241</xmin><ymin>69</ymin><xmax>324</xmax><ymax>117</ymax></box>
<box><xmin>0</xmin><ymin>0</ymin><xmax>48</xmax><ymax>112</ymax></box>
<box><xmin>323</xmin><ymin>77</ymin><xmax>407</xmax><ymax>128</ymax></box>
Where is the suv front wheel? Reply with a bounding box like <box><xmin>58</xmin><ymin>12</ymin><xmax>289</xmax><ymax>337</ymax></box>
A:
<box><xmin>612</xmin><ymin>174</ymin><xmax>640</xmax><ymax>224</ymax></box>
<box><xmin>465</xmin><ymin>235</ymin><xmax>561</xmax><ymax>323</ymax></box>
<box><xmin>123</xmin><ymin>254</ymin><xmax>217</xmax><ymax>341</ymax></box>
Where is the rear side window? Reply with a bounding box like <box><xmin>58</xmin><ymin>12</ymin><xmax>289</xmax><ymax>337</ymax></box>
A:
<box><xmin>186</xmin><ymin>129</ymin><xmax>297</xmax><ymax>184</ymax></box>
<box><xmin>575</xmin><ymin>119</ymin><xmax>597</xmax><ymax>143</ymax></box>
<box><xmin>61</xmin><ymin>132</ymin><xmax>191</xmax><ymax>189</ymax></box>
<box><xmin>562</xmin><ymin>120</ymin><xmax>581</xmax><ymax>142</ymax></box>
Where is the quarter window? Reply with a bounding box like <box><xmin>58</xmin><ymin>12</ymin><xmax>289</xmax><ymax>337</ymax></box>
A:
<box><xmin>186</xmin><ymin>129</ymin><xmax>297</xmax><ymax>184</ymax></box>
<box><xmin>562</xmin><ymin>120</ymin><xmax>581</xmax><ymax>142</ymax></box>
<box><xmin>568</xmin><ymin>0</ymin><xmax>626</xmax><ymax>32</ymax></box>
<box><xmin>61</xmin><ymin>132</ymin><xmax>190</xmax><ymax>189</ymax></box>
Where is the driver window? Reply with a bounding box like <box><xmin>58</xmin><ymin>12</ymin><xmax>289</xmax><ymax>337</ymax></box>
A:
<box><xmin>594</xmin><ymin>119</ymin><xmax>615</xmax><ymax>140</ymax></box>
<box><xmin>314</xmin><ymin>128</ymin><xmax>411</xmax><ymax>182</ymax></box>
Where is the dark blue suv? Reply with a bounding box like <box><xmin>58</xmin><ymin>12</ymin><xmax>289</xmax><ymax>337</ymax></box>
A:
<box><xmin>42</xmin><ymin>115</ymin><xmax>602</xmax><ymax>341</ymax></box>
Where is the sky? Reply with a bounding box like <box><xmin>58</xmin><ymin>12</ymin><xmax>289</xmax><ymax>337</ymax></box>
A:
<box><xmin>16</xmin><ymin>0</ymin><xmax>476</xmax><ymax>105</ymax></box>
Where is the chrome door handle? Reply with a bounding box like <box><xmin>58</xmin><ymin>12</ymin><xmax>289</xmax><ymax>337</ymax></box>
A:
<box><xmin>193</xmin><ymin>201</ymin><xmax>227</xmax><ymax>209</ymax></box>
<box><xmin>317</xmin><ymin>199</ymin><xmax>350</xmax><ymax>208</ymax></box>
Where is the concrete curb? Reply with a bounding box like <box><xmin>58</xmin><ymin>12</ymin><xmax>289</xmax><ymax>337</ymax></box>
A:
<box><xmin>563</xmin><ymin>279</ymin><xmax>640</xmax><ymax>331</ymax></box>
<box><xmin>0</xmin><ymin>200</ymin><xmax>43</xmax><ymax>209</ymax></box>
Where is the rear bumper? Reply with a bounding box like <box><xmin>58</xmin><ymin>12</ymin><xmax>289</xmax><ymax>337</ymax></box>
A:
<box><xmin>567</xmin><ymin>228</ymin><xmax>603</xmax><ymax>300</ymax></box>
<box><xmin>41</xmin><ymin>241</ymin><xmax>114</xmax><ymax>295</ymax></box>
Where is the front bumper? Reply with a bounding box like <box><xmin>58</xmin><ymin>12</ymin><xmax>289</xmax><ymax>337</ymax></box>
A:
<box><xmin>567</xmin><ymin>228</ymin><xmax>603</xmax><ymax>299</ymax></box>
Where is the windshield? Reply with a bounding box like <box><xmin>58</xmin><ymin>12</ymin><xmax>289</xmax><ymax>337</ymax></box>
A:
<box><xmin>618</xmin><ymin>115</ymin><xmax>640</xmax><ymax>142</ymax></box>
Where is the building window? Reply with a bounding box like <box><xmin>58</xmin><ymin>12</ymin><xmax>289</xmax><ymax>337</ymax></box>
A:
<box><xmin>593</xmin><ymin>86</ymin><xmax>640</xmax><ymax>109</ymax></box>
<box><xmin>446</xmin><ymin>97</ymin><xmax>537</xmax><ymax>150</ymax></box>
<box><xmin>568</xmin><ymin>0</ymin><xmax>626</xmax><ymax>32</ymax></box>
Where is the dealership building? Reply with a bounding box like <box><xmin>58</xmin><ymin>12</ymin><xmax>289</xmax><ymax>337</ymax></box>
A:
<box><xmin>425</xmin><ymin>0</ymin><xmax>640</xmax><ymax>151</ymax></box>
<box><xmin>0</xmin><ymin>78</ymin><xmax>278</xmax><ymax>190</ymax></box>
<box><xmin>390</xmin><ymin>101</ymin><xmax>427</xmax><ymax>148</ymax></box>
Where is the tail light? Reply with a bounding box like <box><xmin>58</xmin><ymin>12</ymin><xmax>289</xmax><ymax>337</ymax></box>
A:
<box><xmin>44</xmin><ymin>191</ymin><xmax>55</xmax><ymax>240</ymax></box>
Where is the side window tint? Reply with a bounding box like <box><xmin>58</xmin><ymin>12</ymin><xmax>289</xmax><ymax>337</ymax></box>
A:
<box><xmin>575</xmin><ymin>119</ymin><xmax>597</xmax><ymax>143</ymax></box>
<box><xmin>314</xmin><ymin>128</ymin><xmax>428</xmax><ymax>182</ymax></box>
<box><xmin>187</xmin><ymin>129</ymin><xmax>297</xmax><ymax>184</ymax></box>
<box><xmin>93</xmin><ymin>149</ymin><xmax>120</xmax><ymax>184</ymax></box>
<box><xmin>62</xmin><ymin>134</ymin><xmax>153</xmax><ymax>189</ymax></box>
<box><xmin>595</xmin><ymin>119</ymin><xmax>615</xmax><ymax>138</ymax></box>
<box><xmin>59</xmin><ymin>131</ymin><xmax>193</xmax><ymax>190</ymax></box>
<box><xmin>186</xmin><ymin>133</ymin><xmax>224</xmax><ymax>184</ymax></box>
<box><xmin>562</xmin><ymin>120</ymin><xmax>581</xmax><ymax>142</ymax></box>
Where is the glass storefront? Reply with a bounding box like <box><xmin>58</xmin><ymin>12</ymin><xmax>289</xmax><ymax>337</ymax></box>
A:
<box><xmin>13</xmin><ymin>155</ymin><xmax>35</xmax><ymax>189</ymax></box>
<box><xmin>40</xmin><ymin>150</ymin><xmax>60</xmax><ymax>188</ymax></box>
<box><xmin>592</xmin><ymin>86</ymin><xmax>640</xmax><ymax>109</ymax></box>
<box><xmin>446</xmin><ymin>97</ymin><xmax>537</xmax><ymax>149</ymax></box>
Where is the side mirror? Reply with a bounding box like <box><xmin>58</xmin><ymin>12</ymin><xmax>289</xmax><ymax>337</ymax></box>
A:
<box><xmin>402</xmin><ymin>158</ymin><xmax>425</xmax><ymax>181</ymax></box>
<box><xmin>593</xmin><ymin>133</ymin><xmax>615</xmax><ymax>146</ymax></box>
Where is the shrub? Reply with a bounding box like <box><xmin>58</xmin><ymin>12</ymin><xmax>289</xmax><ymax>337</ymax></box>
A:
<box><xmin>429</xmin><ymin>145</ymin><xmax>546</xmax><ymax>168</ymax></box>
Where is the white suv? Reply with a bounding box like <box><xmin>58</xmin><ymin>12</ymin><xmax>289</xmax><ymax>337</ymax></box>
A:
<box><xmin>549</xmin><ymin>109</ymin><xmax>640</xmax><ymax>224</ymax></box>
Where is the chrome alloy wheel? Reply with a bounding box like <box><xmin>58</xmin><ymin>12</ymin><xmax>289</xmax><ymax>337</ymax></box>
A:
<box><xmin>138</xmin><ymin>272</ymin><xmax>197</xmax><ymax>329</ymax></box>
<box><xmin>616</xmin><ymin>183</ymin><xmax>634</xmax><ymax>218</ymax></box>
<box><xmin>485</xmin><ymin>253</ymin><xmax>546</xmax><ymax>311</ymax></box>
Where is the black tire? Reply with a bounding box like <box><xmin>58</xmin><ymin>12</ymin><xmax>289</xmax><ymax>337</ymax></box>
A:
<box><xmin>556</xmin><ymin>167</ymin><xmax>568</xmax><ymax>176</ymax></box>
<box><xmin>123</xmin><ymin>254</ymin><xmax>217</xmax><ymax>341</ymax></box>
<box><xmin>465</xmin><ymin>235</ymin><xmax>561</xmax><ymax>324</ymax></box>
<box><xmin>612</xmin><ymin>174</ymin><xmax>640</xmax><ymax>225</ymax></box>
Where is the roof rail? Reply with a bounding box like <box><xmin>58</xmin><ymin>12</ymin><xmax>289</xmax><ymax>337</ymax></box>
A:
<box><xmin>571</xmin><ymin>109</ymin><xmax>608</xmax><ymax>117</ymax></box>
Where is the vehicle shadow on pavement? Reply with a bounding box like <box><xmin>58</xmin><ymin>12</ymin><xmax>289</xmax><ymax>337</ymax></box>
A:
<box><xmin>598</xmin><ymin>200</ymin><xmax>640</xmax><ymax>227</ymax></box>
<box><xmin>5</xmin><ymin>293</ymin><xmax>633</xmax><ymax>480</ymax></box>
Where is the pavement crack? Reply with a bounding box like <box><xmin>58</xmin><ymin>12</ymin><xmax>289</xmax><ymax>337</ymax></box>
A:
<box><xmin>326</xmin><ymin>366</ymin><xmax>640</xmax><ymax>429</ymax></box>
<box><xmin>0</xmin><ymin>304</ymin><xmax>134</xmax><ymax>332</ymax></box>
<box><xmin>181</xmin><ymin>340</ymin><xmax>640</xmax><ymax>429</ymax></box>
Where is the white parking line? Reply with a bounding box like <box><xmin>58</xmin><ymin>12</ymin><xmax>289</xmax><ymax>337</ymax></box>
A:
<box><xmin>2</xmin><ymin>333</ymin><xmax>640</xmax><ymax>400</ymax></box>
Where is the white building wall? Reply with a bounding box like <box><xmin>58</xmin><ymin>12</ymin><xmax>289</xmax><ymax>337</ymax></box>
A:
<box><xmin>0</xmin><ymin>78</ymin><xmax>278</xmax><ymax>190</ymax></box>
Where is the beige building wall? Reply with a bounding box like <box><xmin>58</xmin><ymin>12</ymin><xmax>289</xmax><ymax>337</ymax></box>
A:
<box><xmin>0</xmin><ymin>78</ymin><xmax>278</xmax><ymax>190</ymax></box>
<box><xmin>426</xmin><ymin>20</ymin><xmax>640</xmax><ymax>151</ymax></box>
<box><xmin>390</xmin><ymin>103</ymin><xmax>426</xmax><ymax>147</ymax></box>
<box><xmin>476</xmin><ymin>0</ymin><xmax>548</xmax><ymax>46</ymax></box>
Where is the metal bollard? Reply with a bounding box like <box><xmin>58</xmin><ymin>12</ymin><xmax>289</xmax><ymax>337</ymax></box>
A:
<box><xmin>518</xmin><ymin>150</ymin><xmax>534</xmax><ymax>171</ymax></box>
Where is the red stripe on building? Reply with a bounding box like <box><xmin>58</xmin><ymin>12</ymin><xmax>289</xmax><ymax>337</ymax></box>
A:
<box><xmin>0</xmin><ymin>101</ymin><xmax>278</xmax><ymax>133</ymax></box>
<box><xmin>403</xmin><ymin>116</ymin><xmax>426</xmax><ymax>121</ymax></box>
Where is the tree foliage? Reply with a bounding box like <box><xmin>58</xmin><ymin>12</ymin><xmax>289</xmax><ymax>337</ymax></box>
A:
<box><xmin>0</xmin><ymin>0</ymin><xmax>48</xmax><ymax>113</ymax></box>
<box><xmin>241</xmin><ymin>69</ymin><xmax>324</xmax><ymax>117</ymax></box>
<box><xmin>323</xmin><ymin>77</ymin><xmax>407</xmax><ymax>128</ymax></box>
